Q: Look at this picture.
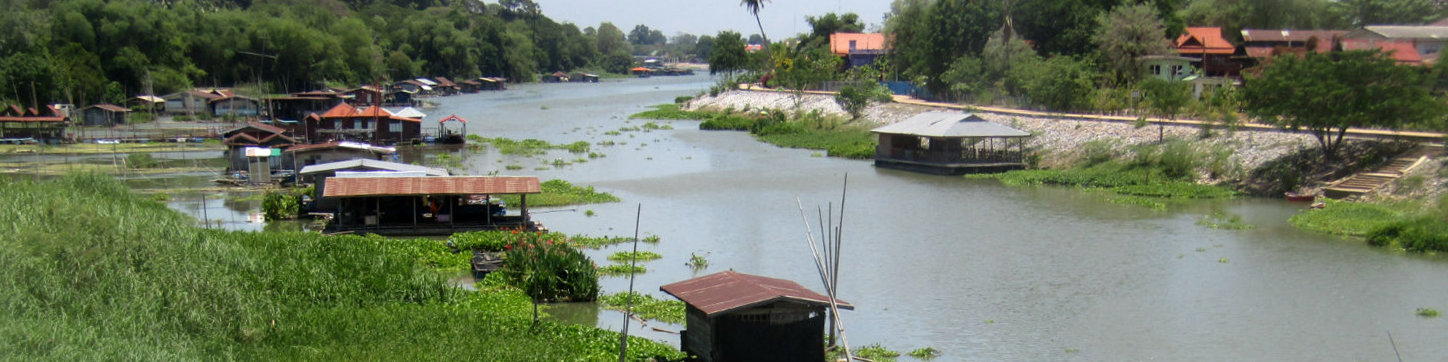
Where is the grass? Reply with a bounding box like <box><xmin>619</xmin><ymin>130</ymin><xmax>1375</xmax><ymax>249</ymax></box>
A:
<box><xmin>631</xmin><ymin>104</ymin><xmax>878</xmax><ymax>159</ymax></box>
<box><xmin>908</xmin><ymin>347</ymin><xmax>942</xmax><ymax>360</ymax></box>
<box><xmin>476</xmin><ymin>137</ymin><xmax>591</xmax><ymax>155</ymax></box>
<box><xmin>597</xmin><ymin>264</ymin><xmax>646</xmax><ymax>276</ymax></box>
<box><xmin>0</xmin><ymin>173</ymin><xmax>684</xmax><ymax>361</ymax></box>
<box><xmin>1290</xmin><ymin>200</ymin><xmax>1404</xmax><ymax>237</ymax></box>
<box><xmin>497</xmin><ymin>179</ymin><xmax>619</xmax><ymax>207</ymax></box>
<box><xmin>607</xmin><ymin>251</ymin><xmax>662</xmax><ymax>262</ymax></box>
<box><xmin>983</xmin><ymin>162</ymin><xmax>1236</xmax><ymax>211</ymax></box>
<box><xmin>570</xmin><ymin>235</ymin><xmax>635</xmax><ymax>249</ymax></box>
<box><xmin>598</xmin><ymin>292</ymin><xmax>685</xmax><ymax>324</ymax></box>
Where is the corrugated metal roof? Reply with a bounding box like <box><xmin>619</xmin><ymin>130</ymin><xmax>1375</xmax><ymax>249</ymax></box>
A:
<box><xmin>224</xmin><ymin>122</ymin><xmax>287</xmax><ymax>136</ymax></box>
<box><xmin>1240</xmin><ymin>29</ymin><xmax>1348</xmax><ymax>43</ymax></box>
<box><xmin>660</xmin><ymin>270</ymin><xmax>852</xmax><ymax>317</ymax></box>
<box><xmin>1341</xmin><ymin>39</ymin><xmax>1424</xmax><ymax>65</ymax></box>
<box><xmin>323</xmin><ymin>176</ymin><xmax>541</xmax><ymax>198</ymax></box>
<box><xmin>300</xmin><ymin>159</ymin><xmax>448</xmax><ymax>176</ymax></box>
<box><xmin>286</xmin><ymin>141</ymin><xmax>396</xmax><ymax>155</ymax></box>
<box><xmin>86</xmin><ymin>104</ymin><xmax>130</xmax><ymax>112</ymax></box>
<box><xmin>871</xmin><ymin>112</ymin><xmax>1030</xmax><ymax>138</ymax></box>
<box><xmin>387</xmin><ymin>107</ymin><xmax>427</xmax><ymax>119</ymax></box>
<box><xmin>1363</xmin><ymin>26</ymin><xmax>1448</xmax><ymax>39</ymax></box>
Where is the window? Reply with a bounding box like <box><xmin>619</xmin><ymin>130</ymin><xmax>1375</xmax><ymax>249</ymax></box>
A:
<box><xmin>360</xmin><ymin>120</ymin><xmax>371</xmax><ymax>130</ymax></box>
<box><xmin>1149</xmin><ymin>65</ymin><xmax>1162</xmax><ymax>75</ymax></box>
<box><xmin>389</xmin><ymin>120</ymin><xmax>402</xmax><ymax>132</ymax></box>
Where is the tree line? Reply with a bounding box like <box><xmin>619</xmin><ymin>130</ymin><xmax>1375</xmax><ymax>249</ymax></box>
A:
<box><xmin>0</xmin><ymin>0</ymin><xmax>711</xmax><ymax>107</ymax></box>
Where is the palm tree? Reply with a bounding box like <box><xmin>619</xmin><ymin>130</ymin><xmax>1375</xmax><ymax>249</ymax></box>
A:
<box><xmin>740</xmin><ymin>0</ymin><xmax>772</xmax><ymax>71</ymax></box>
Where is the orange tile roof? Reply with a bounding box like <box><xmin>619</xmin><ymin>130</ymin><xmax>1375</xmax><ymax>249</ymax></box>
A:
<box><xmin>319</xmin><ymin>103</ymin><xmax>359</xmax><ymax>118</ymax></box>
<box><xmin>829</xmin><ymin>33</ymin><xmax>887</xmax><ymax>56</ymax></box>
<box><xmin>1176</xmin><ymin>27</ymin><xmax>1235</xmax><ymax>55</ymax></box>
<box><xmin>1341</xmin><ymin>39</ymin><xmax>1423</xmax><ymax>65</ymax></box>
<box><xmin>323</xmin><ymin>176</ymin><xmax>542</xmax><ymax>198</ymax></box>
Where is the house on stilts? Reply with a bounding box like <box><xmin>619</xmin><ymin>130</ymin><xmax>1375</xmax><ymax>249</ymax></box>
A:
<box><xmin>320</xmin><ymin>176</ymin><xmax>542</xmax><ymax>236</ymax></box>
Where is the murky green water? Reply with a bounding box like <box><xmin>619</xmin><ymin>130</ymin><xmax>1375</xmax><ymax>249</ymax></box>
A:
<box><xmin>166</xmin><ymin>75</ymin><xmax>1448</xmax><ymax>361</ymax></box>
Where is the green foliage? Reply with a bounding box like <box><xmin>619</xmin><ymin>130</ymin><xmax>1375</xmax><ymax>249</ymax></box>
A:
<box><xmin>1115</xmin><ymin>183</ymin><xmax>1237</xmax><ymax>199</ymax></box>
<box><xmin>853</xmin><ymin>343</ymin><xmax>902</xmax><ymax>362</ymax></box>
<box><xmin>1158</xmin><ymin>140</ymin><xmax>1198</xmax><ymax>179</ymax></box>
<box><xmin>596</xmin><ymin>264</ymin><xmax>646</xmax><ymax>276</ymax></box>
<box><xmin>448</xmin><ymin>230</ymin><xmax>528</xmax><ymax>253</ymax></box>
<box><xmin>908</xmin><ymin>347</ymin><xmax>942</xmax><ymax>359</ymax></box>
<box><xmin>884</xmin><ymin>0</ymin><xmax>1006</xmax><ymax>94</ymax></box>
<box><xmin>261</xmin><ymin>188</ymin><xmax>305</xmax><ymax>221</ymax></box>
<box><xmin>1197</xmin><ymin>211</ymin><xmax>1257</xmax><ymax>230</ymax></box>
<box><xmin>1015</xmin><ymin>55</ymin><xmax>1099</xmax><ymax>111</ymax></box>
<box><xmin>0</xmin><ymin>174</ymin><xmax>681</xmax><ymax>361</ymax></box>
<box><xmin>687</xmin><ymin>252</ymin><xmax>710</xmax><ymax>268</ymax></box>
<box><xmin>1418</xmin><ymin>308</ymin><xmax>1441</xmax><ymax>318</ymax></box>
<box><xmin>709</xmin><ymin>30</ymin><xmax>751</xmax><ymax>75</ymax></box>
<box><xmin>1095</xmin><ymin>4</ymin><xmax>1173</xmax><ymax>83</ymax></box>
<box><xmin>1141</xmin><ymin>77</ymin><xmax>1193</xmax><ymax>121</ymax></box>
<box><xmin>1290</xmin><ymin>200</ymin><xmax>1404</xmax><ymax>236</ymax></box>
<box><xmin>607</xmin><ymin>251</ymin><xmax>662</xmax><ymax>262</ymax></box>
<box><xmin>498</xmin><ymin>179</ymin><xmax>618</xmax><ymax>208</ymax></box>
<box><xmin>499</xmin><ymin>232</ymin><xmax>600</xmax><ymax>303</ymax></box>
<box><xmin>1243</xmin><ymin>51</ymin><xmax>1446</xmax><ymax>159</ymax></box>
<box><xmin>1365</xmin><ymin>216</ymin><xmax>1448</xmax><ymax>253</ymax></box>
<box><xmin>674</xmin><ymin>95</ymin><xmax>694</xmax><ymax>104</ymax></box>
<box><xmin>835</xmin><ymin>65</ymin><xmax>893</xmax><ymax>119</ymax></box>
<box><xmin>479</xmin><ymin>137</ymin><xmax>590</xmax><ymax>155</ymax></box>
<box><xmin>125</xmin><ymin>153</ymin><xmax>161</xmax><ymax>169</ymax></box>
<box><xmin>598</xmin><ymin>292</ymin><xmax>685</xmax><ymax>324</ymax></box>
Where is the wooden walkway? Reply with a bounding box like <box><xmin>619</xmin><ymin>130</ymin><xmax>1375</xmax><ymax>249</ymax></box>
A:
<box><xmin>1323</xmin><ymin>144</ymin><xmax>1444</xmax><ymax>199</ymax></box>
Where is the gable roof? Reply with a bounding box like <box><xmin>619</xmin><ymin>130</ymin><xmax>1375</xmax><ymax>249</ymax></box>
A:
<box><xmin>85</xmin><ymin>104</ymin><xmax>130</xmax><ymax>113</ymax></box>
<box><xmin>387</xmin><ymin>107</ymin><xmax>427</xmax><ymax>119</ymax></box>
<box><xmin>223</xmin><ymin>122</ymin><xmax>287</xmax><ymax>136</ymax></box>
<box><xmin>439</xmin><ymin>115</ymin><xmax>467</xmax><ymax>124</ymax></box>
<box><xmin>1240</xmin><ymin>29</ymin><xmax>1348</xmax><ymax>44</ymax></box>
<box><xmin>1357</xmin><ymin>26</ymin><xmax>1448</xmax><ymax>39</ymax></box>
<box><xmin>829</xmin><ymin>33</ymin><xmax>887</xmax><ymax>56</ymax></box>
<box><xmin>660</xmin><ymin>270</ymin><xmax>852</xmax><ymax>317</ymax></box>
<box><xmin>1176</xmin><ymin>27</ymin><xmax>1235</xmax><ymax>55</ymax></box>
<box><xmin>872</xmin><ymin>112</ymin><xmax>1030</xmax><ymax>138</ymax></box>
<box><xmin>322</xmin><ymin>176</ymin><xmax>542</xmax><ymax>198</ymax></box>
<box><xmin>319</xmin><ymin>103</ymin><xmax>359</xmax><ymax>118</ymax></box>
<box><xmin>299</xmin><ymin>159</ymin><xmax>448</xmax><ymax>176</ymax></box>
<box><xmin>1341</xmin><ymin>39</ymin><xmax>1424</xmax><ymax>65</ymax></box>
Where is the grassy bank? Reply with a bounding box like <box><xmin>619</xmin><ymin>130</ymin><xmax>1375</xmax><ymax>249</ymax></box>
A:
<box><xmin>0</xmin><ymin>174</ymin><xmax>683</xmax><ymax>361</ymax></box>
<box><xmin>631</xmin><ymin>104</ymin><xmax>876</xmax><ymax>159</ymax></box>
<box><xmin>1291</xmin><ymin>197</ymin><xmax>1448</xmax><ymax>253</ymax></box>
<box><xmin>973</xmin><ymin>143</ymin><xmax>1239</xmax><ymax>211</ymax></box>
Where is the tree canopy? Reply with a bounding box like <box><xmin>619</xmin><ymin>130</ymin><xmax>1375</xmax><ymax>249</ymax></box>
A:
<box><xmin>1242</xmin><ymin>51</ymin><xmax>1446</xmax><ymax>159</ymax></box>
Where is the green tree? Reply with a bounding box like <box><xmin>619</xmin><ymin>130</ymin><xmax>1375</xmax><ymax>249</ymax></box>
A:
<box><xmin>1139</xmin><ymin>77</ymin><xmax>1192</xmax><ymax>141</ymax></box>
<box><xmin>1016</xmin><ymin>0</ymin><xmax>1183</xmax><ymax>56</ymax></box>
<box><xmin>885</xmin><ymin>0</ymin><xmax>1005</xmax><ymax>95</ymax></box>
<box><xmin>1181</xmin><ymin>0</ymin><xmax>1339</xmax><ymax>37</ymax></box>
<box><xmin>709</xmin><ymin>30</ymin><xmax>749</xmax><ymax>76</ymax></box>
<box><xmin>803</xmin><ymin>12</ymin><xmax>864</xmax><ymax>49</ymax></box>
<box><xmin>1332</xmin><ymin>0</ymin><xmax>1440</xmax><ymax>27</ymax></box>
<box><xmin>740</xmin><ymin>0</ymin><xmax>772</xmax><ymax>69</ymax></box>
<box><xmin>595</xmin><ymin>22</ymin><xmax>628</xmax><ymax>56</ymax></box>
<box><xmin>1242</xmin><ymin>51</ymin><xmax>1446</xmax><ymax>160</ymax></box>
<box><xmin>835</xmin><ymin>64</ymin><xmax>893</xmax><ymax>120</ymax></box>
<box><xmin>774</xmin><ymin>46</ymin><xmax>842</xmax><ymax>106</ymax></box>
<box><xmin>1013</xmin><ymin>55</ymin><xmax>1098</xmax><ymax>111</ymax></box>
<box><xmin>1095</xmin><ymin>4</ymin><xmax>1171</xmax><ymax>84</ymax></box>
<box><xmin>695</xmin><ymin>35</ymin><xmax>716</xmax><ymax>61</ymax></box>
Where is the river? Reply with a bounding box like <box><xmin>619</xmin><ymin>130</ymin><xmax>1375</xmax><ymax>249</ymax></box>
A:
<box><xmin>181</xmin><ymin>75</ymin><xmax>1448</xmax><ymax>361</ymax></box>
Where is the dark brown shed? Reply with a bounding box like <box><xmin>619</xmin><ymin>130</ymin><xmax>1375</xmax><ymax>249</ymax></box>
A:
<box><xmin>661</xmin><ymin>270</ymin><xmax>851</xmax><ymax>362</ymax></box>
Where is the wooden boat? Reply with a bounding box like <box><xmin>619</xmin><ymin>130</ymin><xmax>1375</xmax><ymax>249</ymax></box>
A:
<box><xmin>1284</xmin><ymin>191</ymin><xmax>1316</xmax><ymax>202</ymax></box>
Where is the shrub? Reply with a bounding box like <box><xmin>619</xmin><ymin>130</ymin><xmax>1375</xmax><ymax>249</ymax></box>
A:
<box><xmin>1365</xmin><ymin>216</ymin><xmax>1448</xmax><ymax>252</ymax></box>
<box><xmin>674</xmin><ymin>95</ymin><xmax>694</xmax><ymax>104</ymax></box>
<box><xmin>125</xmin><ymin>153</ymin><xmax>162</xmax><ymax>168</ymax></box>
<box><xmin>261</xmin><ymin>189</ymin><xmax>303</xmax><ymax>221</ymax></box>
<box><xmin>1158</xmin><ymin>140</ymin><xmax>1198</xmax><ymax>180</ymax></box>
<box><xmin>1079</xmin><ymin>139</ymin><xmax>1119</xmax><ymax>167</ymax></box>
<box><xmin>499</xmin><ymin>232</ymin><xmax>600</xmax><ymax>303</ymax></box>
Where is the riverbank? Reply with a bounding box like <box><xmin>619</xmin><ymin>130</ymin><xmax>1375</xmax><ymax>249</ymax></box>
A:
<box><xmin>0</xmin><ymin>174</ymin><xmax>683</xmax><ymax>360</ymax></box>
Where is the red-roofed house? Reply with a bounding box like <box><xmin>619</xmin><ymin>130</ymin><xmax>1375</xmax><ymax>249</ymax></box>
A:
<box><xmin>320</xmin><ymin>176</ymin><xmax>543</xmax><ymax>235</ymax></box>
<box><xmin>305</xmin><ymin>103</ymin><xmax>422</xmax><ymax>144</ymax></box>
<box><xmin>829</xmin><ymin>33</ymin><xmax>887</xmax><ymax>70</ymax></box>
<box><xmin>81</xmin><ymin>104</ymin><xmax>131</xmax><ymax>126</ymax></box>
<box><xmin>221</xmin><ymin>122</ymin><xmax>298</xmax><ymax>171</ymax></box>
<box><xmin>1342</xmin><ymin>25</ymin><xmax>1448</xmax><ymax>64</ymax></box>
<box><xmin>0</xmin><ymin>104</ymin><xmax>70</xmax><ymax>142</ymax></box>
<box><xmin>661</xmin><ymin>270</ymin><xmax>853</xmax><ymax>362</ymax></box>
<box><xmin>1175</xmin><ymin>27</ymin><xmax>1243</xmax><ymax>77</ymax></box>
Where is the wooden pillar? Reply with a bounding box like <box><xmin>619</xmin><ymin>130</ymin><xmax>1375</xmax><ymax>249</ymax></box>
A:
<box><xmin>374</xmin><ymin>197</ymin><xmax>380</xmax><ymax>231</ymax></box>
<box><xmin>449</xmin><ymin>195</ymin><xmax>455</xmax><ymax>228</ymax></box>
<box><xmin>412</xmin><ymin>196</ymin><xmax>418</xmax><ymax>228</ymax></box>
<box><xmin>521</xmin><ymin>194</ymin><xmax>529</xmax><ymax>227</ymax></box>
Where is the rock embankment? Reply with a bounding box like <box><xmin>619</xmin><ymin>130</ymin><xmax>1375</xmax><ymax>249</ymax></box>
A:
<box><xmin>686</xmin><ymin>90</ymin><xmax>1317</xmax><ymax>174</ymax></box>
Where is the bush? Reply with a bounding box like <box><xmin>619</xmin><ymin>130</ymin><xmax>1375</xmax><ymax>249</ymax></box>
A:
<box><xmin>1158</xmin><ymin>140</ymin><xmax>1198</xmax><ymax>180</ymax></box>
<box><xmin>1290</xmin><ymin>200</ymin><xmax>1402</xmax><ymax>236</ymax></box>
<box><xmin>674</xmin><ymin>95</ymin><xmax>694</xmax><ymax>104</ymax></box>
<box><xmin>1080</xmin><ymin>139</ymin><xmax>1120</xmax><ymax>167</ymax></box>
<box><xmin>1365</xmin><ymin>216</ymin><xmax>1448</xmax><ymax>252</ymax></box>
<box><xmin>125</xmin><ymin>153</ymin><xmax>161</xmax><ymax>168</ymax></box>
<box><xmin>261</xmin><ymin>189</ymin><xmax>302</xmax><ymax>221</ymax></box>
<box><xmin>499</xmin><ymin>232</ymin><xmax>599</xmax><ymax>303</ymax></box>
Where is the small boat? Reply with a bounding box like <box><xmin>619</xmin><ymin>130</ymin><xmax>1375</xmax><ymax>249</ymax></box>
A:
<box><xmin>1285</xmin><ymin>191</ymin><xmax>1316</xmax><ymax>202</ymax></box>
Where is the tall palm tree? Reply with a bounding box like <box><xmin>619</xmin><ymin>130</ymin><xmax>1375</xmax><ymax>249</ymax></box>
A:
<box><xmin>741</xmin><ymin>0</ymin><xmax>772</xmax><ymax>71</ymax></box>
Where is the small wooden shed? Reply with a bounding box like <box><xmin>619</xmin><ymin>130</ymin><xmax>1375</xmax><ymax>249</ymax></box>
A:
<box><xmin>871</xmin><ymin>112</ymin><xmax>1031</xmax><ymax>175</ymax></box>
<box><xmin>661</xmin><ymin>270</ymin><xmax>852</xmax><ymax>362</ymax></box>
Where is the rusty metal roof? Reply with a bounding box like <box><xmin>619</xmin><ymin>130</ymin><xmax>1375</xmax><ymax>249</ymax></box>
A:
<box><xmin>660</xmin><ymin>270</ymin><xmax>852</xmax><ymax>317</ymax></box>
<box><xmin>323</xmin><ymin>176</ymin><xmax>541</xmax><ymax>198</ymax></box>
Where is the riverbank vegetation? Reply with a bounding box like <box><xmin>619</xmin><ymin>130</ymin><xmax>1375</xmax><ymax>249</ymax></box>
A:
<box><xmin>599</xmin><ymin>292</ymin><xmax>685</xmax><ymax>324</ymax></box>
<box><xmin>632</xmin><ymin>104</ymin><xmax>876</xmax><ymax>159</ymax></box>
<box><xmin>497</xmin><ymin>179</ymin><xmax>619</xmax><ymax>207</ymax></box>
<box><xmin>974</xmin><ymin>139</ymin><xmax>1238</xmax><ymax>209</ymax></box>
<box><xmin>0</xmin><ymin>174</ymin><xmax>683</xmax><ymax>361</ymax></box>
<box><xmin>1291</xmin><ymin>195</ymin><xmax>1448</xmax><ymax>253</ymax></box>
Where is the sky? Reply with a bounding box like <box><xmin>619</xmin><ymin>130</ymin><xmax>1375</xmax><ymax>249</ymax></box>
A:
<box><xmin>535</xmin><ymin>0</ymin><xmax>894</xmax><ymax>41</ymax></box>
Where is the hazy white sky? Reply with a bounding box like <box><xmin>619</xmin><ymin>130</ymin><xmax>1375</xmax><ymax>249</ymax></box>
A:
<box><xmin>536</xmin><ymin>0</ymin><xmax>893</xmax><ymax>40</ymax></box>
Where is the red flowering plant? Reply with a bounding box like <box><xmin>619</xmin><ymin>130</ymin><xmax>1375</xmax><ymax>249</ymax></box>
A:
<box><xmin>498</xmin><ymin>230</ymin><xmax>599</xmax><ymax>322</ymax></box>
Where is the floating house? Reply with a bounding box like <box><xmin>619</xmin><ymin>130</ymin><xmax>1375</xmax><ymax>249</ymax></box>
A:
<box><xmin>459</xmin><ymin>80</ymin><xmax>482</xmax><ymax>93</ymax></box>
<box><xmin>298</xmin><ymin>159</ymin><xmax>448</xmax><ymax>212</ymax></box>
<box><xmin>630</xmin><ymin>67</ymin><xmax>654</xmax><ymax>77</ymax></box>
<box><xmin>0</xmin><ymin>104</ymin><xmax>70</xmax><ymax>142</ymax></box>
<box><xmin>282</xmin><ymin>140</ymin><xmax>396</xmax><ymax>172</ymax></box>
<box><xmin>81</xmin><ymin>104</ymin><xmax>130</xmax><ymax>126</ymax></box>
<box><xmin>306</xmin><ymin>103</ymin><xmax>423</xmax><ymax>144</ymax></box>
<box><xmin>321</xmin><ymin>176</ymin><xmax>542</xmax><ymax>236</ymax></box>
<box><xmin>478</xmin><ymin>77</ymin><xmax>507</xmax><ymax>91</ymax></box>
<box><xmin>871</xmin><ymin>112</ymin><xmax>1030</xmax><ymax>175</ymax></box>
<box><xmin>569</xmin><ymin>72</ymin><xmax>600</xmax><ymax>83</ymax></box>
<box><xmin>542</xmin><ymin>71</ymin><xmax>569</xmax><ymax>83</ymax></box>
<box><xmin>128</xmin><ymin>95</ymin><xmax>165</xmax><ymax>113</ymax></box>
<box><xmin>661</xmin><ymin>270</ymin><xmax>852</xmax><ymax>362</ymax></box>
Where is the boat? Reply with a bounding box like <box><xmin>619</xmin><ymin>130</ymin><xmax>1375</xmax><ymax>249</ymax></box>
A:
<box><xmin>1284</xmin><ymin>191</ymin><xmax>1316</xmax><ymax>202</ymax></box>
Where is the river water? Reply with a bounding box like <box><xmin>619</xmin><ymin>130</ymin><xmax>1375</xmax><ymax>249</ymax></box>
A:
<box><xmin>175</xmin><ymin>75</ymin><xmax>1447</xmax><ymax>361</ymax></box>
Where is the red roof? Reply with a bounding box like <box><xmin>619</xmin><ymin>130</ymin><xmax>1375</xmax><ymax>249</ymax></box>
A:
<box><xmin>440</xmin><ymin>115</ymin><xmax>467</xmax><ymax>124</ymax></box>
<box><xmin>1176</xmin><ymin>27</ymin><xmax>1235</xmax><ymax>55</ymax></box>
<box><xmin>225</xmin><ymin>122</ymin><xmax>287</xmax><ymax>136</ymax></box>
<box><xmin>87</xmin><ymin>104</ymin><xmax>130</xmax><ymax>112</ymax></box>
<box><xmin>323</xmin><ymin>176</ymin><xmax>542</xmax><ymax>198</ymax></box>
<box><xmin>433</xmin><ymin>77</ymin><xmax>457</xmax><ymax>87</ymax></box>
<box><xmin>630</xmin><ymin>67</ymin><xmax>652</xmax><ymax>72</ymax></box>
<box><xmin>1341</xmin><ymin>39</ymin><xmax>1423</xmax><ymax>65</ymax></box>
<box><xmin>829</xmin><ymin>33</ymin><xmax>887</xmax><ymax>56</ymax></box>
<box><xmin>319</xmin><ymin>103</ymin><xmax>359</xmax><ymax>118</ymax></box>
<box><xmin>660</xmin><ymin>270</ymin><xmax>852</xmax><ymax>317</ymax></box>
<box><xmin>223</xmin><ymin>133</ymin><xmax>260</xmax><ymax>146</ymax></box>
<box><xmin>355</xmin><ymin>106</ymin><xmax>392</xmax><ymax>118</ymax></box>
